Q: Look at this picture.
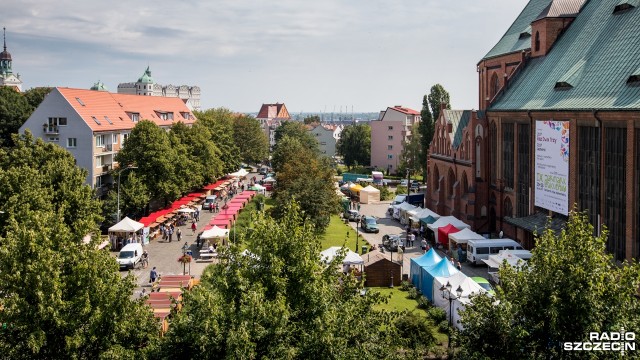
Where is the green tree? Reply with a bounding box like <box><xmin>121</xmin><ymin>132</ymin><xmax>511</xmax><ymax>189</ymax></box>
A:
<box><xmin>303</xmin><ymin>114</ymin><xmax>321</xmax><ymax>125</ymax></box>
<box><xmin>154</xmin><ymin>202</ymin><xmax>418</xmax><ymax>359</ymax></box>
<box><xmin>0</xmin><ymin>86</ymin><xmax>31</xmax><ymax>147</ymax></box>
<box><xmin>457</xmin><ymin>211</ymin><xmax>640</xmax><ymax>360</ymax></box>
<box><xmin>195</xmin><ymin>108</ymin><xmax>240</xmax><ymax>174</ymax></box>
<box><xmin>399</xmin><ymin>123</ymin><xmax>422</xmax><ymax>177</ymax></box>
<box><xmin>427</xmin><ymin>84</ymin><xmax>451</xmax><ymax>122</ymax></box>
<box><xmin>336</xmin><ymin>123</ymin><xmax>371</xmax><ymax>169</ymax></box>
<box><xmin>233</xmin><ymin>115</ymin><xmax>268</xmax><ymax>164</ymax></box>
<box><xmin>172</xmin><ymin>121</ymin><xmax>223</xmax><ymax>185</ymax></box>
<box><xmin>115</xmin><ymin>120</ymin><xmax>180</xmax><ymax>202</ymax></box>
<box><xmin>418</xmin><ymin>95</ymin><xmax>434</xmax><ymax>179</ymax></box>
<box><xmin>274</xmin><ymin>121</ymin><xmax>318</xmax><ymax>152</ymax></box>
<box><xmin>23</xmin><ymin>86</ymin><xmax>53</xmax><ymax>110</ymax></box>
<box><xmin>0</xmin><ymin>132</ymin><xmax>158</xmax><ymax>358</ymax></box>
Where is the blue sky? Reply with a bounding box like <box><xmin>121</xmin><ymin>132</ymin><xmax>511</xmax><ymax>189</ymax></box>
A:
<box><xmin>3</xmin><ymin>0</ymin><xmax>527</xmax><ymax>113</ymax></box>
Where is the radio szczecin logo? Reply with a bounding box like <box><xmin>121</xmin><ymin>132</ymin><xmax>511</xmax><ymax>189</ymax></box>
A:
<box><xmin>564</xmin><ymin>330</ymin><xmax>636</xmax><ymax>353</ymax></box>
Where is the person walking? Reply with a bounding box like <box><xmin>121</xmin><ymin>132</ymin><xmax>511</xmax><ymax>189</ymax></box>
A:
<box><xmin>168</xmin><ymin>227</ymin><xmax>173</xmax><ymax>242</ymax></box>
<box><xmin>421</xmin><ymin>238</ymin><xmax>428</xmax><ymax>254</ymax></box>
<box><xmin>177</xmin><ymin>228</ymin><xmax>182</xmax><ymax>242</ymax></box>
<box><xmin>191</xmin><ymin>221</ymin><xmax>197</xmax><ymax>235</ymax></box>
<box><xmin>149</xmin><ymin>267</ymin><xmax>158</xmax><ymax>284</ymax></box>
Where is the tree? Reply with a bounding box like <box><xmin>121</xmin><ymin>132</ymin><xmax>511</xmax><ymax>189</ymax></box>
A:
<box><xmin>23</xmin><ymin>87</ymin><xmax>53</xmax><ymax>110</ymax></box>
<box><xmin>336</xmin><ymin>123</ymin><xmax>371</xmax><ymax>169</ymax></box>
<box><xmin>457</xmin><ymin>211</ymin><xmax>640</xmax><ymax>359</ymax></box>
<box><xmin>398</xmin><ymin>123</ymin><xmax>421</xmax><ymax>177</ymax></box>
<box><xmin>0</xmin><ymin>86</ymin><xmax>31</xmax><ymax>147</ymax></box>
<box><xmin>418</xmin><ymin>95</ymin><xmax>434</xmax><ymax>179</ymax></box>
<box><xmin>195</xmin><ymin>108</ymin><xmax>240</xmax><ymax>174</ymax></box>
<box><xmin>0</xmin><ymin>132</ymin><xmax>158</xmax><ymax>358</ymax></box>
<box><xmin>154</xmin><ymin>202</ymin><xmax>421</xmax><ymax>359</ymax></box>
<box><xmin>427</xmin><ymin>84</ymin><xmax>451</xmax><ymax>122</ymax></box>
<box><xmin>172</xmin><ymin>121</ymin><xmax>223</xmax><ymax>185</ymax></box>
<box><xmin>274</xmin><ymin>121</ymin><xmax>318</xmax><ymax>153</ymax></box>
<box><xmin>303</xmin><ymin>114</ymin><xmax>321</xmax><ymax>125</ymax></box>
<box><xmin>233</xmin><ymin>115</ymin><xmax>268</xmax><ymax>164</ymax></box>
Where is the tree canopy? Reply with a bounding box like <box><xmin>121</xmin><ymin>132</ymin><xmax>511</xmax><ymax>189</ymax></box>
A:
<box><xmin>274</xmin><ymin>121</ymin><xmax>318</xmax><ymax>153</ymax></box>
<box><xmin>427</xmin><ymin>84</ymin><xmax>451</xmax><ymax>122</ymax></box>
<box><xmin>303</xmin><ymin>115</ymin><xmax>321</xmax><ymax>125</ymax></box>
<box><xmin>0</xmin><ymin>86</ymin><xmax>31</xmax><ymax>147</ymax></box>
<box><xmin>457</xmin><ymin>211</ymin><xmax>640</xmax><ymax>360</ymax></box>
<box><xmin>418</xmin><ymin>95</ymin><xmax>434</xmax><ymax>179</ymax></box>
<box><xmin>336</xmin><ymin>123</ymin><xmax>371</xmax><ymax>169</ymax></box>
<box><xmin>195</xmin><ymin>108</ymin><xmax>241</xmax><ymax>174</ymax></box>
<box><xmin>0</xmin><ymin>131</ymin><xmax>158</xmax><ymax>358</ymax></box>
<box><xmin>398</xmin><ymin>123</ymin><xmax>421</xmax><ymax>177</ymax></box>
<box><xmin>233</xmin><ymin>114</ymin><xmax>269</xmax><ymax>164</ymax></box>
<box><xmin>154</xmin><ymin>201</ymin><xmax>430</xmax><ymax>359</ymax></box>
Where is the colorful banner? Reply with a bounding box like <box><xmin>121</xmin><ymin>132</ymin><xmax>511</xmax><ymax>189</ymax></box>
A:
<box><xmin>534</xmin><ymin>120</ymin><xmax>569</xmax><ymax>215</ymax></box>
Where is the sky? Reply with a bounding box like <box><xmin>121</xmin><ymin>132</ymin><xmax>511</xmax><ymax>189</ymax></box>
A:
<box><xmin>3</xmin><ymin>0</ymin><xmax>527</xmax><ymax>114</ymax></box>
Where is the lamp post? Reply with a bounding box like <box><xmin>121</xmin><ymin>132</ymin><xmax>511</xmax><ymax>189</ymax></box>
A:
<box><xmin>117</xmin><ymin>165</ymin><xmax>138</xmax><ymax>222</ymax></box>
<box><xmin>440</xmin><ymin>281</ymin><xmax>464</xmax><ymax>349</ymax></box>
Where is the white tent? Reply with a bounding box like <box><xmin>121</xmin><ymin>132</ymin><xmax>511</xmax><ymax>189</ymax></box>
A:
<box><xmin>394</xmin><ymin>202</ymin><xmax>417</xmax><ymax>222</ymax></box>
<box><xmin>200</xmin><ymin>225</ymin><xmax>230</xmax><ymax>240</ymax></box>
<box><xmin>409</xmin><ymin>207</ymin><xmax>439</xmax><ymax>223</ymax></box>
<box><xmin>432</xmin><ymin>272</ymin><xmax>486</xmax><ymax>330</ymax></box>
<box><xmin>263</xmin><ymin>176</ymin><xmax>276</xmax><ymax>183</ymax></box>
<box><xmin>320</xmin><ymin>246</ymin><xmax>364</xmax><ymax>265</ymax></box>
<box><xmin>177</xmin><ymin>207</ymin><xmax>196</xmax><ymax>213</ymax></box>
<box><xmin>427</xmin><ymin>216</ymin><xmax>471</xmax><ymax>244</ymax></box>
<box><xmin>483</xmin><ymin>249</ymin><xmax>528</xmax><ymax>284</ymax></box>
<box><xmin>359</xmin><ymin>185</ymin><xmax>380</xmax><ymax>204</ymax></box>
<box><xmin>448</xmin><ymin>227</ymin><xmax>484</xmax><ymax>246</ymax></box>
<box><xmin>109</xmin><ymin>217</ymin><xmax>144</xmax><ymax>233</ymax></box>
<box><xmin>229</xmin><ymin>168</ymin><xmax>249</xmax><ymax>178</ymax></box>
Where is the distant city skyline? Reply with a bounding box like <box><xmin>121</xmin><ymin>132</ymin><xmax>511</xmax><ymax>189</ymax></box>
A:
<box><xmin>3</xmin><ymin>1</ymin><xmax>527</xmax><ymax>113</ymax></box>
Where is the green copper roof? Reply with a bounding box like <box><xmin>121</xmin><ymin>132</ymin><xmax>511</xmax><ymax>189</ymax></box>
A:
<box><xmin>481</xmin><ymin>0</ymin><xmax>552</xmax><ymax>60</ymax></box>
<box><xmin>490</xmin><ymin>0</ymin><xmax>640</xmax><ymax>111</ymax></box>
<box><xmin>90</xmin><ymin>80</ymin><xmax>108</xmax><ymax>91</ymax></box>
<box><xmin>137</xmin><ymin>66</ymin><xmax>154</xmax><ymax>84</ymax></box>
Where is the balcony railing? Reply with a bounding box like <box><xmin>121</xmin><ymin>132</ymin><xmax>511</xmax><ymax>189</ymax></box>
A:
<box><xmin>43</xmin><ymin>125</ymin><xmax>59</xmax><ymax>134</ymax></box>
<box><xmin>103</xmin><ymin>143</ymin><xmax>113</xmax><ymax>152</ymax></box>
<box><xmin>102</xmin><ymin>164</ymin><xmax>112</xmax><ymax>173</ymax></box>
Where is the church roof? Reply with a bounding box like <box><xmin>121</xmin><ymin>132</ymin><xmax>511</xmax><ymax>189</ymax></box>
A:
<box><xmin>490</xmin><ymin>0</ymin><xmax>640</xmax><ymax>111</ymax></box>
<box><xmin>137</xmin><ymin>66</ymin><xmax>154</xmax><ymax>84</ymax></box>
<box><xmin>257</xmin><ymin>103</ymin><xmax>290</xmax><ymax>120</ymax></box>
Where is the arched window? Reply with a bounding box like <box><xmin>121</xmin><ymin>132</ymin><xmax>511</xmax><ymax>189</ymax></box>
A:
<box><xmin>504</xmin><ymin>197</ymin><xmax>513</xmax><ymax>217</ymax></box>
<box><xmin>461</xmin><ymin>171</ymin><xmax>469</xmax><ymax>195</ymax></box>
<box><xmin>448</xmin><ymin>169</ymin><xmax>456</xmax><ymax>197</ymax></box>
<box><xmin>490</xmin><ymin>73</ymin><xmax>500</xmax><ymax>99</ymax></box>
<box><xmin>433</xmin><ymin>166</ymin><xmax>440</xmax><ymax>191</ymax></box>
<box><xmin>535</xmin><ymin>31</ymin><xmax>540</xmax><ymax>52</ymax></box>
<box><xmin>490</xmin><ymin>122</ymin><xmax>497</xmax><ymax>183</ymax></box>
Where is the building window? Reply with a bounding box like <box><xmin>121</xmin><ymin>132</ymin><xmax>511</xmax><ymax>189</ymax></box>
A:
<box><xmin>387</xmin><ymin>154</ymin><xmax>393</xmax><ymax>159</ymax></box>
<box><xmin>47</xmin><ymin>137</ymin><xmax>59</xmax><ymax>142</ymax></box>
<box><xmin>388</xmin><ymin>145</ymin><xmax>393</xmax><ymax>150</ymax></box>
<box><xmin>502</xmin><ymin>123</ymin><xmax>514</xmax><ymax>189</ymax></box>
<box><xmin>604</xmin><ymin>127</ymin><xmax>626</xmax><ymax>261</ymax></box>
<box><xmin>490</xmin><ymin>73</ymin><xmax>500</xmax><ymax>99</ymax></box>
<box><xmin>461</xmin><ymin>172</ymin><xmax>469</xmax><ymax>195</ymax></box>
<box><xmin>95</xmin><ymin>176</ymin><xmax>102</xmax><ymax>188</ymax></box>
<box><xmin>504</xmin><ymin>197</ymin><xmax>513</xmax><ymax>217</ymax></box>
<box><xmin>388</xmin><ymin>126</ymin><xmax>394</xmax><ymax>130</ymax></box>
<box><xmin>96</xmin><ymin>156</ymin><xmax>103</xmax><ymax>168</ymax></box>
<box><xmin>388</xmin><ymin>135</ymin><xmax>393</xmax><ymax>141</ymax></box>
<box><xmin>535</xmin><ymin>31</ymin><xmax>540</xmax><ymax>52</ymax></box>
<box><xmin>433</xmin><ymin>166</ymin><xmax>440</xmax><ymax>191</ymax></box>
<box><xmin>181</xmin><ymin>112</ymin><xmax>190</xmax><ymax>119</ymax></box>
<box><xmin>96</xmin><ymin>135</ymin><xmax>105</xmax><ymax>147</ymax></box>
<box><xmin>516</xmin><ymin>124</ymin><xmax>530</xmax><ymax>217</ymax></box>
<box><xmin>112</xmin><ymin>134</ymin><xmax>118</xmax><ymax>144</ymax></box>
<box><xmin>67</xmin><ymin>138</ymin><xmax>77</xmax><ymax>148</ymax></box>
<box><xmin>48</xmin><ymin>117</ymin><xmax>67</xmax><ymax>127</ymax></box>
<box><xmin>490</xmin><ymin>123</ymin><xmax>497</xmax><ymax>184</ymax></box>
<box><xmin>578</xmin><ymin>126</ymin><xmax>600</xmax><ymax>231</ymax></box>
<box><xmin>122</xmin><ymin>133</ymin><xmax>129</xmax><ymax>144</ymax></box>
<box><xmin>128</xmin><ymin>113</ymin><xmax>140</xmax><ymax>122</ymax></box>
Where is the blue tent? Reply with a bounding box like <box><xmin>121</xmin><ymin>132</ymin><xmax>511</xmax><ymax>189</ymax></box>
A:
<box><xmin>410</xmin><ymin>249</ymin><xmax>442</xmax><ymax>290</ymax></box>
<box><xmin>420</xmin><ymin>258</ymin><xmax>460</xmax><ymax>302</ymax></box>
<box><xmin>420</xmin><ymin>215</ymin><xmax>438</xmax><ymax>225</ymax></box>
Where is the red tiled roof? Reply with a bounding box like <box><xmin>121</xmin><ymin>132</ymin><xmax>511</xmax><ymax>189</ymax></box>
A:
<box><xmin>56</xmin><ymin>87</ymin><xmax>196</xmax><ymax>132</ymax></box>
<box><xmin>390</xmin><ymin>105</ymin><xmax>420</xmax><ymax>115</ymax></box>
<box><xmin>256</xmin><ymin>103</ymin><xmax>291</xmax><ymax>120</ymax></box>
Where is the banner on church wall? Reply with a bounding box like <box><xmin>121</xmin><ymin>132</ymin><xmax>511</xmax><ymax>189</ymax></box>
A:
<box><xmin>534</xmin><ymin>120</ymin><xmax>569</xmax><ymax>215</ymax></box>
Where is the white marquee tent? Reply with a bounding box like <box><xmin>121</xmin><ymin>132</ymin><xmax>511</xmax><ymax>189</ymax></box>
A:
<box><xmin>320</xmin><ymin>246</ymin><xmax>364</xmax><ymax>265</ymax></box>
<box><xmin>359</xmin><ymin>185</ymin><xmax>380</xmax><ymax>204</ymax></box>
<box><xmin>408</xmin><ymin>207</ymin><xmax>440</xmax><ymax>223</ymax></box>
<box><xmin>448</xmin><ymin>227</ymin><xmax>485</xmax><ymax>247</ymax></box>
<box><xmin>427</xmin><ymin>216</ymin><xmax>471</xmax><ymax>244</ymax></box>
<box><xmin>229</xmin><ymin>168</ymin><xmax>249</xmax><ymax>178</ymax></box>
<box><xmin>432</xmin><ymin>272</ymin><xmax>486</xmax><ymax>330</ymax></box>
<box><xmin>109</xmin><ymin>217</ymin><xmax>144</xmax><ymax>233</ymax></box>
<box><xmin>200</xmin><ymin>225</ymin><xmax>230</xmax><ymax>240</ymax></box>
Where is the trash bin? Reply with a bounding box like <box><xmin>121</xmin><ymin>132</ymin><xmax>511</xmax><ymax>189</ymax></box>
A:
<box><xmin>361</xmin><ymin>245</ymin><xmax>368</xmax><ymax>254</ymax></box>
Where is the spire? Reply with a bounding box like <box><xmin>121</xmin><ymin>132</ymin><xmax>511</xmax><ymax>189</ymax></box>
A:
<box><xmin>3</xmin><ymin>27</ymin><xmax>5</xmax><ymax>53</ymax></box>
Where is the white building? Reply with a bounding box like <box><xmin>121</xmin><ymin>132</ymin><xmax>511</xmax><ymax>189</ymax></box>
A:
<box><xmin>19</xmin><ymin>87</ymin><xmax>196</xmax><ymax>195</ymax></box>
<box><xmin>0</xmin><ymin>28</ymin><xmax>22</xmax><ymax>92</ymax></box>
<box><xmin>307</xmin><ymin>123</ymin><xmax>343</xmax><ymax>157</ymax></box>
<box><xmin>117</xmin><ymin>67</ymin><xmax>201</xmax><ymax>111</ymax></box>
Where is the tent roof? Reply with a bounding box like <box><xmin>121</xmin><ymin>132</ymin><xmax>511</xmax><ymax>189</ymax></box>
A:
<box><xmin>361</xmin><ymin>185</ymin><xmax>380</xmax><ymax>193</ymax></box>
<box><xmin>263</xmin><ymin>176</ymin><xmax>276</xmax><ymax>182</ymax></box>
<box><xmin>420</xmin><ymin>215</ymin><xmax>438</xmax><ymax>225</ymax></box>
<box><xmin>428</xmin><ymin>216</ymin><xmax>470</xmax><ymax>231</ymax></box>
<box><xmin>408</xmin><ymin>207</ymin><xmax>438</xmax><ymax>218</ymax></box>
<box><xmin>320</xmin><ymin>246</ymin><xmax>364</xmax><ymax>265</ymax></box>
<box><xmin>412</xmin><ymin>248</ymin><xmax>442</xmax><ymax>268</ymax></box>
<box><xmin>483</xmin><ymin>250</ymin><xmax>527</xmax><ymax>269</ymax></box>
<box><xmin>433</xmin><ymin>272</ymin><xmax>486</xmax><ymax>304</ymax></box>
<box><xmin>109</xmin><ymin>216</ymin><xmax>144</xmax><ymax>232</ymax></box>
<box><xmin>397</xmin><ymin>202</ymin><xmax>417</xmax><ymax>211</ymax></box>
<box><xmin>229</xmin><ymin>168</ymin><xmax>249</xmax><ymax>177</ymax></box>
<box><xmin>426</xmin><ymin>257</ymin><xmax>460</xmax><ymax>277</ymax></box>
<box><xmin>449</xmin><ymin>228</ymin><xmax>485</xmax><ymax>242</ymax></box>
<box><xmin>200</xmin><ymin>225</ymin><xmax>229</xmax><ymax>239</ymax></box>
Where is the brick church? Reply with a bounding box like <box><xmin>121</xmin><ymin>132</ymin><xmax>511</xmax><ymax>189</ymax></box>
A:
<box><xmin>428</xmin><ymin>0</ymin><xmax>640</xmax><ymax>261</ymax></box>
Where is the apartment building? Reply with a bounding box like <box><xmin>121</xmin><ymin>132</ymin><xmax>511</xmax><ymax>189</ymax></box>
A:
<box><xmin>370</xmin><ymin>105</ymin><xmax>421</xmax><ymax>174</ymax></box>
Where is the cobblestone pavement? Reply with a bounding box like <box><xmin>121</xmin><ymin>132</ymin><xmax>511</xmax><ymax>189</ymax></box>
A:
<box><xmin>351</xmin><ymin>200</ymin><xmax>489</xmax><ymax>280</ymax></box>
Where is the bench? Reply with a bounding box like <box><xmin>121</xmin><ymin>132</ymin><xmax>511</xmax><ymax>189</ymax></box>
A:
<box><xmin>199</xmin><ymin>251</ymin><xmax>218</xmax><ymax>260</ymax></box>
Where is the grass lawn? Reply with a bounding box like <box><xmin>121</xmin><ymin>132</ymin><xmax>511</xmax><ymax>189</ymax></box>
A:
<box><xmin>319</xmin><ymin>215</ymin><xmax>368</xmax><ymax>252</ymax></box>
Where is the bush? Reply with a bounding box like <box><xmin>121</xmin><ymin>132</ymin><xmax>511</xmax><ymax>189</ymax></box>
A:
<box><xmin>336</xmin><ymin>168</ymin><xmax>343</xmax><ymax>176</ymax></box>
<box><xmin>417</xmin><ymin>296</ymin><xmax>430</xmax><ymax>309</ymax></box>
<box><xmin>438</xmin><ymin>319</ymin><xmax>451</xmax><ymax>334</ymax></box>
<box><xmin>407</xmin><ymin>287</ymin><xmax>418</xmax><ymax>300</ymax></box>
<box><xmin>371</xmin><ymin>184</ymin><xmax>393</xmax><ymax>201</ymax></box>
<box><xmin>400</xmin><ymin>281</ymin><xmax>412</xmax><ymax>291</ymax></box>
<box><xmin>394</xmin><ymin>312</ymin><xmax>437</xmax><ymax>350</ymax></box>
<box><xmin>428</xmin><ymin>306</ymin><xmax>447</xmax><ymax>323</ymax></box>
<box><xmin>395</xmin><ymin>185</ymin><xmax>408</xmax><ymax>194</ymax></box>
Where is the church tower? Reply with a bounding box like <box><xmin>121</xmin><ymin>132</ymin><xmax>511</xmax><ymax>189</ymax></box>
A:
<box><xmin>0</xmin><ymin>28</ymin><xmax>23</xmax><ymax>92</ymax></box>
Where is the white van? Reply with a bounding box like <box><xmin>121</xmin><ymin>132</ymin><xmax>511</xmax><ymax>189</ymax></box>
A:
<box><xmin>203</xmin><ymin>195</ymin><xmax>217</xmax><ymax>210</ymax></box>
<box><xmin>117</xmin><ymin>243</ymin><xmax>143</xmax><ymax>269</ymax></box>
<box><xmin>467</xmin><ymin>239</ymin><xmax>524</xmax><ymax>265</ymax></box>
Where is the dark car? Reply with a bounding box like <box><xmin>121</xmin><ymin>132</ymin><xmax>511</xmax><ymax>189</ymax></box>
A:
<box><xmin>344</xmin><ymin>210</ymin><xmax>361</xmax><ymax>222</ymax></box>
<box><xmin>382</xmin><ymin>234</ymin><xmax>405</xmax><ymax>252</ymax></box>
<box><xmin>360</xmin><ymin>216</ymin><xmax>379</xmax><ymax>233</ymax></box>
<box><xmin>410</xmin><ymin>182</ymin><xmax>420</xmax><ymax>192</ymax></box>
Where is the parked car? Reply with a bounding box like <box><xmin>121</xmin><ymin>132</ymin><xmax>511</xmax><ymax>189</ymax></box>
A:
<box><xmin>399</xmin><ymin>179</ymin><xmax>409</xmax><ymax>187</ymax></box>
<box><xmin>360</xmin><ymin>216</ymin><xmax>379</xmax><ymax>233</ymax></box>
<box><xmin>344</xmin><ymin>209</ymin><xmax>361</xmax><ymax>222</ymax></box>
<box><xmin>117</xmin><ymin>243</ymin><xmax>143</xmax><ymax>270</ymax></box>
<box><xmin>203</xmin><ymin>195</ymin><xmax>217</xmax><ymax>210</ymax></box>
<box><xmin>382</xmin><ymin>234</ymin><xmax>405</xmax><ymax>252</ymax></box>
<box><xmin>471</xmin><ymin>276</ymin><xmax>496</xmax><ymax>296</ymax></box>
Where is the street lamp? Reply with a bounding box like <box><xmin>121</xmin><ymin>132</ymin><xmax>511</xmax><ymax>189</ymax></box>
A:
<box><xmin>440</xmin><ymin>281</ymin><xmax>464</xmax><ymax>349</ymax></box>
<box><xmin>116</xmin><ymin>165</ymin><xmax>138</xmax><ymax>222</ymax></box>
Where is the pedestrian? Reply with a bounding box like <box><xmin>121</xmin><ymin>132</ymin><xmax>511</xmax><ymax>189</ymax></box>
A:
<box><xmin>456</xmin><ymin>261</ymin><xmax>462</xmax><ymax>271</ymax></box>
<box><xmin>177</xmin><ymin>228</ymin><xmax>182</xmax><ymax>242</ymax></box>
<box><xmin>421</xmin><ymin>238</ymin><xmax>428</xmax><ymax>254</ymax></box>
<box><xmin>191</xmin><ymin>221</ymin><xmax>197</xmax><ymax>235</ymax></box>
<box><xmin>168</xmin><ymin>228</ymin><xmax>173</xmax><ymax>242</ymax></box>
<box><xmin>149</xmin><ymin>267</ymin><xmax>158</xmax><ymax>284</ymax></box>
<box><xmin>420</xmin><ymin>224</ymin><xmax>424</xmax><ymax>238</ymax></box>
<box><xmin>195</xmin><ymin>209</ymin><xmax>200</xmax><ymax>221</ymax></box>
<box><xmin>196</xmin><ymin>234</ymin><xmax>201</xmax><ymax>248</ymax></box>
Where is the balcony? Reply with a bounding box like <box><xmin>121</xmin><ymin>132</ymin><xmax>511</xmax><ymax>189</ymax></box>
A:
<box><xmin>102</xmin><ymin>143</ymin><xmax>113</xmax><ymax>152</ymax></box>
<box><xmin>102</xmin><ymin>164</ymin><xmax>112</xmax><ymax>173</ymax></box>
<box><xmin>43</xmin><ymin>125</ymin><xmax>59</xmax><ymax>134</ymax></box>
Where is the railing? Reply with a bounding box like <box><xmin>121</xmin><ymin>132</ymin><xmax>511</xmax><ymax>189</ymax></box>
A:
<box><xmin>43</xmin><ymin>125</ymin><xmax>59</xmax><ymax>134</ymax></box>
<box><xmin>104</xmin><ymin>143</ymin><xmax>113</xmax><ymax>152</ymax></box>
<box><xmin>102</xmin><ymin>164</ymin><xmax>112</xmax><ymax>173</ymax></box>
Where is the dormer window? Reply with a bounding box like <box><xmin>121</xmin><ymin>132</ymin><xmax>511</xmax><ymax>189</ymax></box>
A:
<box><xmin>155</xmin><ymin>111</ymin><xmax>174</xmax><ymax>120</ymax></box>
<box><xmin>128</xmin><ymin>113</ymin><xmax>140</xmax><ymax>122</ymax></box>
<box><xmin>614</xmin><ymin>0</ymin><xmax>638</xmax><ymax>13</ymax></box>
<box><xmin>181</xmin><ymin>112</ymin><xmax>190</xmax><ymax>119</ymax></box>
